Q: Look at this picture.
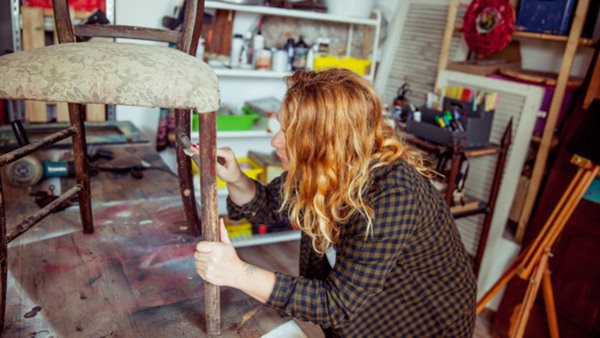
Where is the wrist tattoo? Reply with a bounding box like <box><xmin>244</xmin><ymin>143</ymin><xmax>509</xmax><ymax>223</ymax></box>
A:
<box><xmin>243</xmin><ymin>262</ymin><xmax>257</xmax><ymax>277</ymax></box>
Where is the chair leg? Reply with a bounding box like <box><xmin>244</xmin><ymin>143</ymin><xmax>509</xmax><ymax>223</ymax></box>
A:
<box><xmin>175</xmin><ymin>109</ymin><xmax>201</xmax><ymax>236</ymax></box>
<box><xmin>68</xmin><ymin>103</ymin><xmax>94</xmax><ymax>234</ymax></box>
<box><xmin>0</xmin><ymin>179</ymin><xmax>8</xmax><ymax>329</ymax></box>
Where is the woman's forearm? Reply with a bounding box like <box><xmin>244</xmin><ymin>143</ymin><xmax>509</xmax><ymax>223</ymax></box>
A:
<box><xmin>232</xmin><ymin>262</ymin><xmax>276</xmax><ymax>304</ymax></box>
<box><xmin>227</xmin><ymin>174</ymin><xmax>257</xmax><ymax>206</ymax></box>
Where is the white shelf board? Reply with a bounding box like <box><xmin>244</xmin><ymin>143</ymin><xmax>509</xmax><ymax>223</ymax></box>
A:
<box><xmin>205</xmin><ymin>1</ymin><xmax>379</xmax><ymax>26</ymax></box>
<box><xmin>231</xmin><ymin>230</ymin><xmax>301</xmax><ymax>248</ymax></box>
<box><xmin>214</xmin><ymin>68</ymin><xmax>291</xmax><ymax>79</ymax></box>
<box><xmin>215</xmin><ymin>67</ymin><xmax>373</xmax><ymax>82</ymax></box>
<box><xmin>191</xmin><ymin>128</ymin><xmax>274</xmax><ymax>139</ymax></box>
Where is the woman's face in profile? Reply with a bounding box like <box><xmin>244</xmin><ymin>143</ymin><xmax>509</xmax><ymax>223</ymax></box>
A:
<box><xmin>271</xmin><ymin>111</ymin><xmax>289</xmax><ymax>170</ymax></box>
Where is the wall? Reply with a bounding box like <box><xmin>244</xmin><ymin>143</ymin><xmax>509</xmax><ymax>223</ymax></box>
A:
<box><xmin>114</xmin><ymin>0</ymin><xmax>181</xmax><ymax>143</ymax></box>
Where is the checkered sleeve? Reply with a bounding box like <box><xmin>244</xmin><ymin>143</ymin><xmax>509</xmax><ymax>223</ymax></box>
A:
<box><xmin>266</xmin><ymin>185</ymin><xmax>419</xmax><ymax>328</ymax></box>
<box><xmin>226</xmin><ymin>175</ymin><xmax>289</xmax><ymax>225</ymax></box>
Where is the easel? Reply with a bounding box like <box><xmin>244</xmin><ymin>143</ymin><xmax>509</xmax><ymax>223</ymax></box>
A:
<box><xmin>476</xmin><ymin>154</ymin><xmax>599</xmax><ymax>338</ymax></box>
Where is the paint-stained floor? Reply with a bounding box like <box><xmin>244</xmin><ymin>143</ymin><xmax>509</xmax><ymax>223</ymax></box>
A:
<box><xmin>0</xmin><ymin>145</ymin><xmax>493</xmax><ymax>337</ymax></box>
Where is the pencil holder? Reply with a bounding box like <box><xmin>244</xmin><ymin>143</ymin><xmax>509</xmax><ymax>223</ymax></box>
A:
<box><xmin>406</xmin><ymin>98</ymin><xmax>494</xmax><ymax>148</ymax></box>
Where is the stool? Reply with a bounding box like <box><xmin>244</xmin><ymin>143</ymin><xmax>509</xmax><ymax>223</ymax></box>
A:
<box><xmin>0</xmin><ymin>0</ymin><xmax>222</xmax><ymax>333</ymax></box>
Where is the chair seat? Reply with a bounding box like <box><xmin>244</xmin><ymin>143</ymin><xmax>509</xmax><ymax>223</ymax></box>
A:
<box><xmin>0</xmin><ymin>41</ymin><xmax>220</xmax><ymax>112</ymax></box>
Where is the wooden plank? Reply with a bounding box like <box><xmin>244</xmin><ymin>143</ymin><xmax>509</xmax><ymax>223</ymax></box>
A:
<box><xmin>515</xmin><ymin>0</ymin><xmax>591</xmax><ymax>243</ymax></box>
<box><xmin>86</xmin><ymin>104</ymin><xmax>106</xmax><ymax>122</ymax></box>
<box><xmin>74</xmin><ymin>25</ymin><xmax>181</xmax><ymax>43</ymax></box>
<box><xmin>56</xmin><ymin>102</ymin><xmax>70</xmax><ymax>122</ymax></box>
<box><xmin>21</xmin><ymin>6</ymin><xmax>48</xmax><ymax>123</ymax></box>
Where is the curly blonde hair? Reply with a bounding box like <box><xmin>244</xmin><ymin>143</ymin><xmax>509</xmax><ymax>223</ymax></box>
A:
<box><xmin>279</xmin><ymin>69</ymin><xmax>430</xmax><ymax>254</ymax></box>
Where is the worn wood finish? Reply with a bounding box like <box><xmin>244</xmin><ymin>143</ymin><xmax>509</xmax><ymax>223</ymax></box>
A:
<box><xmin>0</xmin><ymin>127</ymin><xmax>76</xmax><ymax>167</ymax></box>
<box><xmin>6</xmin><ymin>185</ymin><xmax>82</xmax><ymax>243</ymax></box>
<box><xmin>189</xmin><ymin>0</ymin><xmax>206</xmax><ymax>56</ymax></box>
<box><xmin>68</xmin><ymin>103</ymin><xmax>94</xmax><ymax>234</ymax></box>
<box><xmin>199</xmin><ymin>111</ymin><xmax>220</xmax><ymax>335</ymax></box>
<box><xmin>473</xmin><ymin>118</ymin><xmax>512</xmax><ymax>275</ymax></box>
<box><xmin>175</xmin><ymin>110</ymin><xmax>201</xmax><ymax>237</ymax></box>
<box><xmin>51</xmin><ymin>0</ymin><xmax>76</xmax><ymax>43</ymax></box>
<box><xmin>0</xmin><ymin>144</ymin><xmax>308</xmax><ymax>336</ymax></box>
<box><xmin>74</xmin><ymin>25</ymin><xmax>181</xmax><ymax>43</ymax></box>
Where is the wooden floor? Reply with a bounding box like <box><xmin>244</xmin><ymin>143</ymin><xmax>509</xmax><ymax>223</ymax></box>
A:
<box><xmin>0</xmin><ymin>145</ymin><xmax>494</xmax><ymax>337</ymax></box>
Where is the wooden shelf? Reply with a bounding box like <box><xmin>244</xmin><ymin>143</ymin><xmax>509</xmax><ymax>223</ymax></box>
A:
<box><xmin>205</xmin><ymin>0</ymin><xmax>380</xmax><ymax>26</ymax></box>
<box><xmin>513</xmin><ymin>30</ymin><xmax>596</xmax><ymax>47</ymax></box>
<box><xmin>213</xmin><ymin>67</ymin><xmax>374</xmax><ymax>82</ymax></box>
<box><xmin>453</xmin><ymin>24</ymin><xmax>596</xmax><ymax>47</ymax></box>
<box><xmin>404</xmin><ymin>133</ymin><xmax>500</xmax><ymax>158</ymax></box>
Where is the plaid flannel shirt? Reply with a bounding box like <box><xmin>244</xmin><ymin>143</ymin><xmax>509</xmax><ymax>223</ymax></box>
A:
<box><xmin>227</xmin><ymin>160</ymin><xmax>476</xmax><ymax>337</ymax></box>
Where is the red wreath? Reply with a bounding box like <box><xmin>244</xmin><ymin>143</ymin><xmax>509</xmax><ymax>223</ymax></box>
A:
<box><xmin>463</xmin><ymin>0</ymin><xmax>515</xmax><ymax>56</ymax></box>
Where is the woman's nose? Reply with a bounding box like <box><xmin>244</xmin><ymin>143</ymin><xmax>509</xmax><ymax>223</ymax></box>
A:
<box><xmin>271</xmin><ymin>130</ymin><xmax>284</xmax><ymax>148</ymax></box>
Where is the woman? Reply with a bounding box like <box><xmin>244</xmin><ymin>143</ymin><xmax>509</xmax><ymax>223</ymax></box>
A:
<box><xmin>194</xmin><ymin>69</ymin><xmax>476</xmax><ymax>337</ymax></box>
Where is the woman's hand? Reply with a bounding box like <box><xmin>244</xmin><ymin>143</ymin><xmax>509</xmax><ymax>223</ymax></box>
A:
<box><xmin>189</xmin><ymin>144</ymin><xmax>256</xmax><ymax>205</ymax></box>
<box><xmin>194</xmin><ymin>219</ymin><xmax>244</xmax><ymax>287</ymax></box>
<box><xmin>194</xmin><ymin>219</ymin><xmax>277</xmax><ymax>303</ymax></box>
<box><xmin>215</xmin><ymin>147</ymin><xmax>245</xmax><ymax>185</ymax></box>
<box><xmin>189</xmin><ymin>145</ymin><xmax>245</xmax><ymax>186</ymax></box>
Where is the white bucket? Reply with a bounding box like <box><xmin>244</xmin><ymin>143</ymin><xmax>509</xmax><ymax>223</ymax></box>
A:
<box><xmin>325</xmin><ymin>0</ymin><xmax>375</xmax><ymax>19</ymax></box>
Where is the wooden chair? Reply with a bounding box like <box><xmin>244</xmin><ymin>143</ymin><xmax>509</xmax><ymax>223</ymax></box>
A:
<box><xmin>0</xmin><ymin>0</ymin><xmax>222</xmax><ymax>333</ymax></box>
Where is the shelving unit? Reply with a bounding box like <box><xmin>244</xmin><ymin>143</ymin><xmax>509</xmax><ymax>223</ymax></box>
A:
<box><xmin>438</xmin><ymin>0</ymin><xmax>594</xmax><ymax>244</ymax></box>
<box><xmin>453</xmin><ymin>24</ymin><xmax>596</xmax><ymax>47</ymax></box>
<box><xmin>205</xmin><ymin>1</ymin><xmax>382</xmax><ymax>81</ymax></box>
<box><xmin>198</xmin><ymin>2</ymin><xmax>383</xmax><ymax>247</ymax></box>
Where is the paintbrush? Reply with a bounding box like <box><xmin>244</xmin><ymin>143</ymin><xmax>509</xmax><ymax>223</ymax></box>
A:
<box><xmin>179</xmin><ymin>134</ymin><xmax>226</xmax><ymax>166</ymax></box>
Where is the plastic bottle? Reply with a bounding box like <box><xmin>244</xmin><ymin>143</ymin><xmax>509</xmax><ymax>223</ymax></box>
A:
<box><xmin>292</xmin><ymin>35</ymin><xmax>309</xmax><ymax>71</ymax></box>
<box><xmin>230</xmin><ymin>33</ymin><xmax>243</xmax><ymax>68</ymax></box>
<box><xmin>252</xmin><ymin>20</ymin><xmax>265</xmax><ymax>60</ymax></box>
<box><xmin>284</xmin><ymin>37</ymin><xmax>295</xmax><ymax>72</ymax></box>
<box><xmin>306</xmin><ymin>46</ymin><xmax>315</xmax><ymax>70</ymax></box>
<box><xmin>241</xmin><ymin>31</ymin><xmax>253</xmax><ymax>68</ymax></box>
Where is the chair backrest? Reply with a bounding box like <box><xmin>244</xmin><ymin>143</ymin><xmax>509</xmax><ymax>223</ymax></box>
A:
<box><xmin>51</xmin><ymin>0</ymin><xmax>205</xmax><ymax>56</ymax></box>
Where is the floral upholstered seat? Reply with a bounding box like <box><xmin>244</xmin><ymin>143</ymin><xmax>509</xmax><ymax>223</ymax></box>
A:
<box><xmin>0</xmin><ymin>41</ymin><xmax>220</xmax><ymax>112</ymax></box>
